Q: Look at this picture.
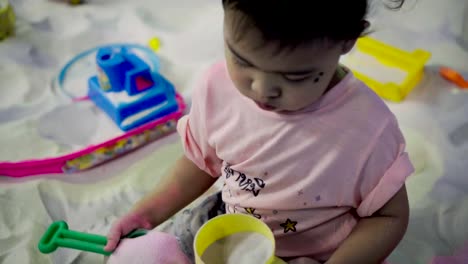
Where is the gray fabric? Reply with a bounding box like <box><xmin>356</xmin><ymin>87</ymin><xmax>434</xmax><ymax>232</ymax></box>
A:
<box><xmin>158</xmin><ymin>192</ymin><xmax>225</xmax><ymax>262</ymax></box>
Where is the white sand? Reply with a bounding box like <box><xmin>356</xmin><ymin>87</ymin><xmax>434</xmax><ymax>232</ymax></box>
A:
<box><xmin>0</xmin><ymin>119</ymin><xmax>61</xmax><ymax>161</ymax></box>
<box><xmin>201</xmin><ymin>232</ymin><xmax>273</xmax><ymax>264</ymax></box>
<box><xmin>1</xmin><ymin>1</ymin><xmax>468</xmax><ymax>264</ymax></box>
<box><xmin>0</xmin><ymin>61</ymin><xmax>29</xmax><ymax>110</ymax></box>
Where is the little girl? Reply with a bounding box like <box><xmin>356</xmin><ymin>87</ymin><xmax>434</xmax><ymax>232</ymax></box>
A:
<box><xmin>105</xmin><ymin>1</ymin><xmax>413</xmax><ymax>263</ymax></box>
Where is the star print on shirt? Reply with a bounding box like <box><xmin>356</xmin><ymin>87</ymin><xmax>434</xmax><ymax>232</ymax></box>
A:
<box><xmin>280</xmin><ymin>218</ymin><xmax>298</xmax><ymax>233</ymax></box>
<box><xmin>245</xmin><ymin>208</ymin><xmax>262</xmax><ymax>219</ymax></box>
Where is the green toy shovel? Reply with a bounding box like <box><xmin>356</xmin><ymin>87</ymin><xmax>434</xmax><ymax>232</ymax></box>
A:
<box><xmin>38</xmin><ymin>221</ymin><xmax>147</xmax><ymax>256</ymax></box>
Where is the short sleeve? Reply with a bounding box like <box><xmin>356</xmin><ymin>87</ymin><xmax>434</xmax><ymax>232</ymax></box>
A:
<box><xmin>177</xmin><ymin>67</ymin><xmax>223</xmax><ymax>177</ymax></box>
<box><xmin>356</xmin><ymin>117</ymin><xmax>414</xmax><ymax>217</ymax></box>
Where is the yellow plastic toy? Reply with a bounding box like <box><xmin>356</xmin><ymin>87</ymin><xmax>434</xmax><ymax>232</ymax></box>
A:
<box><xmin>194</xmin><ymin>214</ymin><xmax>286</xmax><ymax>264</ymax></box>
<box><xmin>0</xmin><ymin>0</ymin><xmax>15</xmax><ymax>40</ymax></box>
<box><xmin>343</xmin><ymin>37</ymin><xmax>431</xmax><ymax>102</ymax></box>
<box><xmin>148</xmin><ymin>37</ymin><xmax>162</xmax><ymax>53</ymax></box>
<box><xmin>69</xmin><ymin>0</ymin><xmax>83</xmax><ymax>5</ymax></box>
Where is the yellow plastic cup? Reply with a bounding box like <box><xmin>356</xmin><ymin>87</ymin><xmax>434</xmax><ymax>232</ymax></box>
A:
<box><xmin>0</xmin><ymin>0</ymin><xmax>15</xmax><ymax>40</ymax></box>
<box><xmin>69</xmin><ymin>0</ymin><xmax>83</xmax><ymax>5</ymax></box>
<box><xmin>194</xmin><ymin>214</ymin><xmax>286</xmax><ymax>264</ymax></box>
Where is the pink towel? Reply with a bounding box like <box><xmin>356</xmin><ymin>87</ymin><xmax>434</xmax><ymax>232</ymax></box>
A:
<box><xmin>430</xmin><ymin>243</ymin><xmax>468</xmax><ymax>264</ymax></box>
<box><xmin>107</xmin><ymin>230</ymin><xmax>191</xmax><ymax>264</ymax></box>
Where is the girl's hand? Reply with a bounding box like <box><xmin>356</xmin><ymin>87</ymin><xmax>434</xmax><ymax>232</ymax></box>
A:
<box><xmin>104</xmin><ymin>212</ymin><xmax>153</xmax><ymax>252</ymax></box>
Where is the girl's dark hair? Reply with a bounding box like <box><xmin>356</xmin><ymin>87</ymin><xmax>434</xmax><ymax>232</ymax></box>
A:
<box><xmin>222</xmin><ymin>0</ymin><xmax>405</xmax><ymax>47</ymax></box>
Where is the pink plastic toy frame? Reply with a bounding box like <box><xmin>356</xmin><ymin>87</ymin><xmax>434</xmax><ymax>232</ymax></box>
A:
<box><xmin>0</xmin><ymin>95</ymin><xmax>186</xmax><ymax>178</ymax></box>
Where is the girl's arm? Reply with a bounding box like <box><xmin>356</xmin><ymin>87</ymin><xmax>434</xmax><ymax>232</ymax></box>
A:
<box><xmin>105</xmin><ymin>155</ymin><xmax>217</xmax><ymax>251</ymax></box>
<box><xmin>326</xmin><ymin>185</ymin><xmax>409</xmax><ymax>264</ymax></box>
<box><xmin>131</xmin><ymin>155</ymin><xmax>218</xmax><ymax>226</ymax></box>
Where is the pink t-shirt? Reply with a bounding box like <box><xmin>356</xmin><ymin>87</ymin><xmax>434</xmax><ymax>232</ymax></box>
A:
<box><xmin>177</xmin><ymin>62</ymin><xmax>414</xmax><ymax>261</ymax></box>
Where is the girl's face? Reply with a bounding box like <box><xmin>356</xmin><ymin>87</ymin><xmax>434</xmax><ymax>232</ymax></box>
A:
<box><xmin>224</xmin><ymin>11</ymin><xmax>354</xmax><ymax>113</ymax></box>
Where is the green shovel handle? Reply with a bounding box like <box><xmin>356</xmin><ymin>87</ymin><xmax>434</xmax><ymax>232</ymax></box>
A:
<box><xmin>38</xmin><ymin>221</ymin><xmax>147</xmax><ymax>256</ymax></box>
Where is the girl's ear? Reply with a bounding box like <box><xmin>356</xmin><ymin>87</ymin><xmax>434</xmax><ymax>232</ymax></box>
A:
<box><xmin>341</xmin><ymin>20</ymin><xmax>370</xmax><ymax>55</ymax></box>
<box><xmin>362</xmin><ymin>20</ymin><xmax>371</xmax><ymax>31</ymax></box>
<box><xmin>341</xmin><ymin>39</ymin><xmax>357</xmax><ymax>55</ymax></box>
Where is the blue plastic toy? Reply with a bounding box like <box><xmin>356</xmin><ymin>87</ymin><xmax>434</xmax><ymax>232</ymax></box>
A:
<box><xmin>87</xmin><ymin>47</ymin><xmax>178</xmax><ymax>131</ymax></box>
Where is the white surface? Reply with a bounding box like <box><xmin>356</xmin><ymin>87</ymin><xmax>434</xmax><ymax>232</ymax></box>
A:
<box><xmin>201</xmin><ymin>232</ymin><xmax>273</xmax><ymax>264</ymax></box>
<box><xmin>0</xmin><ymin>0</ymin><xmax>467</xmax><ymax>264</ymax></box>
